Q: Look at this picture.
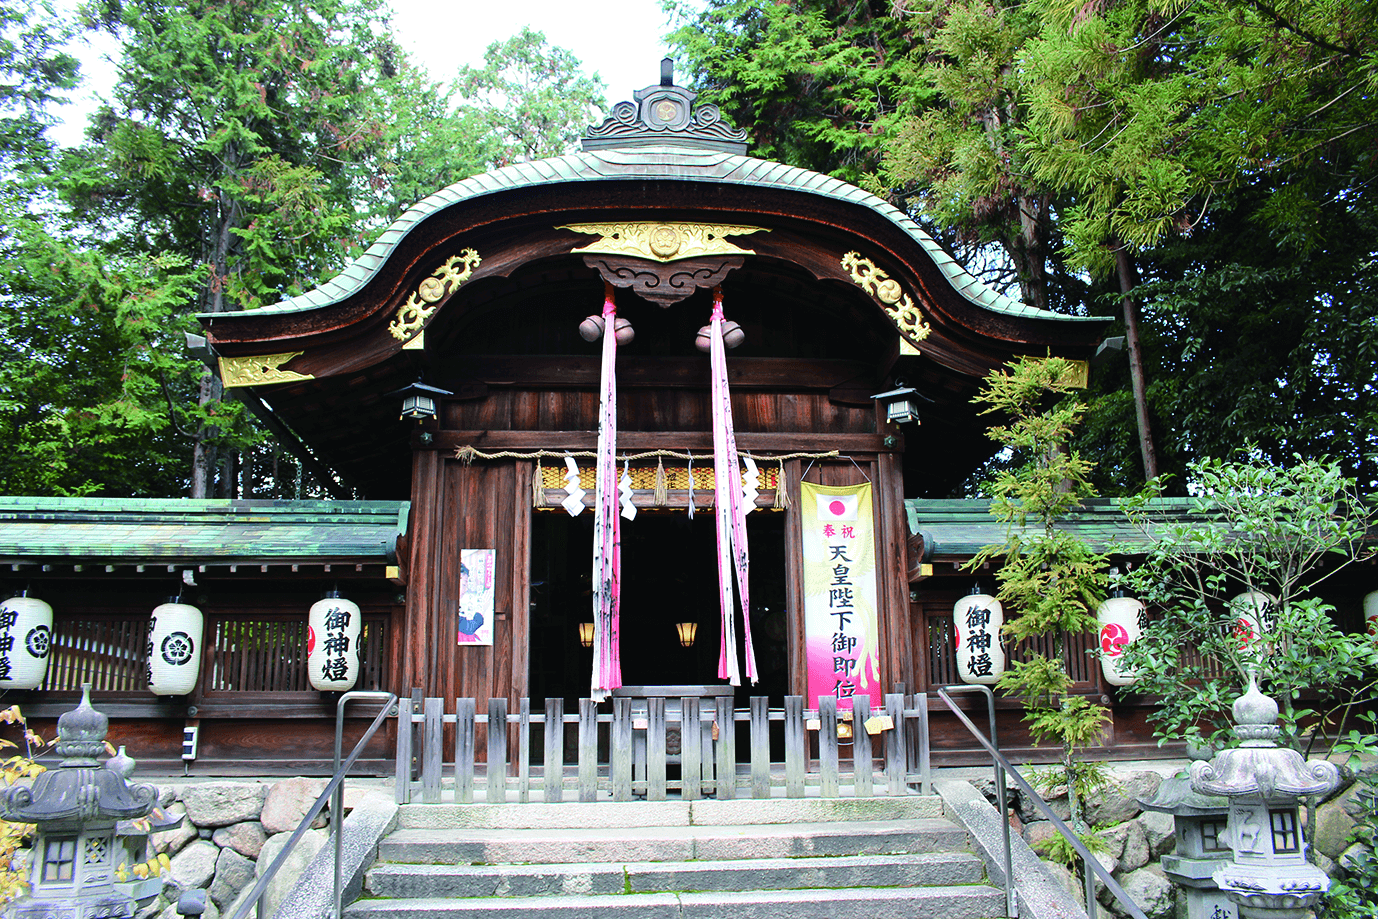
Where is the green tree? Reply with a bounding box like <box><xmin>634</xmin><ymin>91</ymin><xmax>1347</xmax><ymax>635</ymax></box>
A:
<box><xmin>668</xmin><ymin>0</ymin><xmax>919</xmax><ymax>186</ymax></box>
<box><xmin>970</xmin><ymin>356</ymin><xmax>1112</xmax><ymax>861</ymax></box>
<box><xmin>1119</xmin><ymin>456</ymin><xmax>1377</xmax><ymax>754</ymax></box>
<box><xmin>453</xmin><ymin>27</ymin><xmax>606</xmax><ymax>167</ymax></box>
<box><xmin>2</xmin><ymin>4</ymin><xmax>608</xmax><ymax>499</ymax></box>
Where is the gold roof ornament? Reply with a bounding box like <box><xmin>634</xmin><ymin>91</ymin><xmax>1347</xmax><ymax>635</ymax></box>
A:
<box><xmin>388</xmin><ymin>249</ymin><xmax>482</xmax><ymax>342</ymax></box>
<box><xmin>841</xmin><ymin>251</ymin><xmax>931</xmax><ymax>355</ymax></box>
<box><xmin>560</xmin><ymin>222</ymin><xmax>766</xmax><ymax>263</ymax></box>
<box><xmin>219</xmin><ymin>351</ymin><xmax>313</xmax><ymax>388</ymax></box>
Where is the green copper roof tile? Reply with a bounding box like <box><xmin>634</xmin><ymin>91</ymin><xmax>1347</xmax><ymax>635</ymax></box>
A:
<box><xmin>0</xmin><ymin>498</ymin><xmax>408</xmax><ymax>564</ymax></box>
<box><xmin>212</xmin><ymin>144</ymin><xmax>1110</xmax><ymax>326</ymax></box>
<box><xmin>906</xmin><ymin>497</ymin><xmax>1202</xmax><ymax>557</ymax></box>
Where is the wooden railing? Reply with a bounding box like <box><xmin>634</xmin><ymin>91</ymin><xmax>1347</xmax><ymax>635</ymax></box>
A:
<box><xmin>394</xmin><ymin>692</ymin><xmax>934</xmax><ymax>804</ymax></box>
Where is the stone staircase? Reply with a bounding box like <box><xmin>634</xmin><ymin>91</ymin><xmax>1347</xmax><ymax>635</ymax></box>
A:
<box><xmin>345</xmin><ymin>796</ymin><xmax>1007</xmax><ymax>919</ymax></box>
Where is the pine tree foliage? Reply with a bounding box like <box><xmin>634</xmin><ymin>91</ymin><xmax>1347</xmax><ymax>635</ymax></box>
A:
<box><xmin>667</xmin><ymin>0</ymin><xmax>919</xmax><ymax>186</ymax></box>
<box><xmin>970</xmin><ymin>356</ymin><xmax>1111</xmax><ymax>846</ymax></box>
<box><xmin>0</xmin><ymin>0</ymin><xmax>608</xmax><ymax>498</ymax></box>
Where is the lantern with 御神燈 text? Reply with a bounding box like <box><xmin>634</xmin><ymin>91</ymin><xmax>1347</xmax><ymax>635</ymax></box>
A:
<box><xmin>1096</xmin><ymin>578</ymin><xmax>1145</xmax><ymax>687</ymax></box>
<box><xmin>147</xmin><ymin>599</ymin><xmax>203</xmax><ymax>695</ymax></box>
<box><xmin>308</xmin><ymin>591</ymin><xmax>361</xmax><ymax>691</ymax></box>
<box><xmin>1364</xmin><ymin>591</ymin><xmax>1378</xmax><ymax>639</ymax></box>
<box><xmin>953</xmin><ymin>585</ymin><xmax>1005</xmax><ymax>685</ymax></box>
<box><xmin>0</xmin><ymin>590</ymin><xmax>53</xmax><ymax>690</ymax></box>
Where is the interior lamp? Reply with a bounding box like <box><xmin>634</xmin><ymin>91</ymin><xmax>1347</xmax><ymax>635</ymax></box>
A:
<box><xmin>578</xmin><ymin>622</ymin><xmax>595</xmax><ymax>648</ymax></box>
<box><xmin>674</xmin><ymin>621</ymin><xmax>698</xmax><ymax>648</ymax></box>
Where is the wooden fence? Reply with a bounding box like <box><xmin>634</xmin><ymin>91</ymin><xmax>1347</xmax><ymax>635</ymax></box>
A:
<box><xmin>394</xmin><ymin>692</ymin><xmax>935</xmax><ymax>804</ymax></box>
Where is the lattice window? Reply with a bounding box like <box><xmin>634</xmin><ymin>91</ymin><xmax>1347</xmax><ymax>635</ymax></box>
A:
<box><xmin>206</xmin><ymin>615</ymin><xmax>389</xmax><ymax>693</ymax></box>
<box><xmin>40</xmin><ymin>617</ymin><xmax>149</xmax><ymax>692</ymax></box>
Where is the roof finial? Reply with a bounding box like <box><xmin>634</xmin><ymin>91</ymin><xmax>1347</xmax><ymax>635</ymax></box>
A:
<box><xmin>660</xmin><ymin>57</ymin><xmax>674</xmax><ymax>87</ymax></box>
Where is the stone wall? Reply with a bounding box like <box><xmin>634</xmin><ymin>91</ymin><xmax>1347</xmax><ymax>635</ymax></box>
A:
<box><xmin>1004</xmin><ymin>766</ymin><xmax>1366</xmax><ymax>919</ymax></box>
<box><xmin>141</xmin><ymin>778</ymin><xmax>341</xmax><ymax>919</ymax></box>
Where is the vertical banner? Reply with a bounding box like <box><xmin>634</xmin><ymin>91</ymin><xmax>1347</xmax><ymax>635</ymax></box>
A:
<box><xmin>457</xmin><ymin>548</ymin><xmax>495</xmax><ymax>646</ymax></box>
<box><xmin>801</xmin><ymin>481</ymin><xmax>879</xmax><ymax>705</ymax></box>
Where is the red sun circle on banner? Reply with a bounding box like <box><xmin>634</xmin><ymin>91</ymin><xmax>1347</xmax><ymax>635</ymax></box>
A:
<box><xmin>1100</xmin><ymin>622</ymin><xmax>1130</xmax><ymax>657</ymax></box>
<box><xmin>307</xmin><ymin>625</ymin><xmax>316</xmax><ymax>655</ymax></box>
<box><xmin>829</xmin><ymin>500</ymin><xmax>847</xmax><ymax>517</ymax></box>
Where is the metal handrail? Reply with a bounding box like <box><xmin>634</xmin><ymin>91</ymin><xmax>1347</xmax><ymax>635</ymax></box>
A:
<box><xmin>935</xmin><ymin>687</ymin><xmax>1147</xmax><ymax>919</ymax></box>
<box><xmin>938</xmin><ymin>685</ymin><xmax>1014</xmax><ymax>919</ymax></box>
<box><xmin>227</xmin><ymin>691</ymin><xmax>398</xmax><ymax>919</ymax></box>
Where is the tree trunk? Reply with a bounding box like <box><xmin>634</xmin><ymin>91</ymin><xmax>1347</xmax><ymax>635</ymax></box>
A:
<box><xmin>190</xmin><ymin>174</ymin><xmax>241</xmax><ymax>497</ymax></box>
<box><xmin>1114</xmin><ymin>244</ymin><xmax>1159</xmax><ymax>481</ymax></box>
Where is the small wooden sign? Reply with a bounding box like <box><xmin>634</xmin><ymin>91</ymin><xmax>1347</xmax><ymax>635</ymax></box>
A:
<box><xmin>864</xmin><ymin>715</ymin><xmax>893</xmax><ymax>735</ymax></box>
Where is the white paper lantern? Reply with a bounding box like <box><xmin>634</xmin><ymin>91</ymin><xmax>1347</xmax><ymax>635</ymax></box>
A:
<box><xmin>1364</xmin><ymin>591</ymin><xmax>1378</xmax><ymax>638</ymax></box>
<box><xmin>1096</xmin><ymin>591</ymin><xmax>1145</xmax><ymax>687</ymax></box>
<box><xmin>1229</xmin><ymin>590</ymin><xmax>1276</xmax><ymax>655</ymax></box>
<box><xmin>308</xmin><ymin>592</ymin><xmax>361</xmax><ymax>691</ymax></box>
<box><xmin>0</xmin><ymin>593</ymin><xmax>54</xmax><ymax>690</ymax></box>
<box><xmin>953</xmin><ymin>587</ymin><xmax>1005</xmax><ymax>685</ymax></box>
<box><xmin>147</xmin><ymin>601</ymin><xmax>203</xmax><ymax>695</ymax></box>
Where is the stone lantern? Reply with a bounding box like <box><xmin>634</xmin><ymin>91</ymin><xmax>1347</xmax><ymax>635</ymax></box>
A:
<box><xmin>1</xmin><ymin>685</ymin><xmax>159</xmax><ymax>919</ymax></box>
<box><xmin>1190</xmin><ymin>676</ymin><xmax>1341</xmax><ymax>919</ymax></box>
<box><xmin>1140</xmin><ymin>766</ymin><xmax>1237</xmax><ymax>919</ymax></box>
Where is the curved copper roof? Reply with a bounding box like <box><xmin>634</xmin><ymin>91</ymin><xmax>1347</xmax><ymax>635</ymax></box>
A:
<box><xmin>222</xmin><ymin>144</ymin><xmax>1107</xmax><ymax>325</ymax></box>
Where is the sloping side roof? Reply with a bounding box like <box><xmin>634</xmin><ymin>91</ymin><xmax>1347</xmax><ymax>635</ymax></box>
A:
<box><xmin>906</xmin><ymin>497</ymin><xmax>1201</xmax><ymax>558</ymax></box>
<box><xmin>0</xmin><ymin>498</ymin><xmax>408</xmax><ymax>564</ymax></box>
<box><xmin>223</xmin><ymin>145</ymin><xmax>1107</xmax><ymax>325</ymax></box>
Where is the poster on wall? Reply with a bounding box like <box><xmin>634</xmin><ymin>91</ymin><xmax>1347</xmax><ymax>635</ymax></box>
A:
<box><xmin>457</xmin><ymin>548</ymin><xmax>495</xmax><ymax>646</ymax></box>
<box><xmin>801</xmin><ymin>481</ymin><xmax>879</xmax><ymax>707</ymax></box>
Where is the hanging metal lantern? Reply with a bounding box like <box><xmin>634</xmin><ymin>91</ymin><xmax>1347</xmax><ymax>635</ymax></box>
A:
<box><xmin>307</xmin><ymin>591</ymin><xmax>361</xmax><ymax>691</ymax></box>
<box><xmin>1096</xmin><ymin>582</ymin><xmax>1145</xmax><ymax>687</ymax></box>
<box><xmin>953</xmin><ymin>585</ymin><xmax>1005</xmax><ymax>685</ymax></box>
<box><xmin>147</xmin><ymin>600</ymin><xmax>203</xmax><ymax>696</ymax></box>
<box><xmin>1228</xmin><ymin>590</ymin><xmax>1276</xmax><ymax>654</ymax></box>
<box><xmin>0</xmin><ymin>590</ymin><xmax>53</xmax><ymax>690</ymax></box>
<box><xmin>1364</xmin><ymin>590</ymin><xmax>1378</xmax><ymax>638</ymax></box>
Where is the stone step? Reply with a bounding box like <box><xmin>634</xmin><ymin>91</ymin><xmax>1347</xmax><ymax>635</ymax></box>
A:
<box><xmin>395</xmin><ymin>796</ymin><xmax>944</xmax><ymax>830</ymax></box>
<box><xmin>376</xmin><ymin>817</ymin><xmax>970</xmax><ymax>865</ymax></box>
<box><xmin>345</xmin><ymin>884</ymin><xmax>1005</xmax><ymax>919</ymax></box>
<box><xmin>366</xmin><ymin>851</ymin><xmax>987</xmax><ymax>898</ymax></box>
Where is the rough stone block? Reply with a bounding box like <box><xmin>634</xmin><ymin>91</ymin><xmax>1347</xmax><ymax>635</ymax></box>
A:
<box><xmin>1041</xmin><ymin>860</ymin><xmax>1083</xmax><ymax>908</ymax></box>
<box><xmin>1102</xmin><ymin>819</ymin><xmax>1149</xmax><ymax>873</ymax></box>
<box><xmin>261</xmin><ymin>777</ymin><xmax>329</xmax><ymax>835</ymax></box>
<box><xmin>1023</xmin><ymin>820</ymin><xmax>1060</xmax><ymax>854</ymax></box>
<box><xmin>212</xmin><ymin>821</ymin><xmax>268</xmax><ymax>860</ymax></box>
<box><xmin>209</xmin><ymin>846</ymin><xmax>255</xmax><ymax>911</ymax></box>
<box><xmin>256</xmin><ymin>828</ymin><xmax>327</xmax><ymax>919</ymax></box>
<box><xmin>1341</xmin><ymin>841</ymin><xmax>1373</xmax><ymax>873</ymax></box>
<box><xmin>1136</xmin><ymin>810</ymin><xmax>1176</xmax><ymax>857</ymax></box>
<box><xmin>151</xmin><ymin>804</ymin><xmax>196</xmax><ymax>857</ymax></box>
<box><xmin>1116</xmin><ymin>865</ymin><xmax>1175</xmax><ymax>919</ymax></box>
<box><xmin>1315</xmin><ymin>795</ymin><xmax>1359</xmax><ymax>860</ymax></box>
<box><xmin>169</xmin><ymin>840</ymin><xmax>219</xmax><ymax>889</ymax></box>
<box><xmin>181</xmin><ymin>783</ymin><xmax>268</xmax><ymax>829</ymax></box>
<box><xmin>1083</xmin><ymin>772</ymin><xmax>1162</xmax><ymax>827</ymax></box>
<box><xmin>1018</xmin><ymin>784</ymin><xmax>1072</xmax><ymax>824</ymax></box>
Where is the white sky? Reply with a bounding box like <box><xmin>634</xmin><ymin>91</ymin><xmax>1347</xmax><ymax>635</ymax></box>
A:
<box><xmin>50</xmin><ymin>0</ymin><xmax>687</xmax><ymax>148</ymax></box>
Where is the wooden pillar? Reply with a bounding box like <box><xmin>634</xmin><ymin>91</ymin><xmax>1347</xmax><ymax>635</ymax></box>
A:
<box><xmin>876</xmin><ymin>451</ymin><xmax>915</xmax><ymax>693</ymax></box>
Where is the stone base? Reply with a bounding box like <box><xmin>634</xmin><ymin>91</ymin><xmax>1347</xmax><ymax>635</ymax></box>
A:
<box><xmin>11</xmin><ymin>891</ymin><xmax>136</xmax><ymax>919</ymax></box>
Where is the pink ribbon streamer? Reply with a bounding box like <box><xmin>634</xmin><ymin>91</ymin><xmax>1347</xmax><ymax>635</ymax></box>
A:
<box><xmin>709</xmin><ymin>288</ymin><xmax>758</xmax><ymax>685</ymax></box>
<box><xmin>591</xmin><ymin>284</ymin><xmax>622</xmax><ymax>700</ymax></box>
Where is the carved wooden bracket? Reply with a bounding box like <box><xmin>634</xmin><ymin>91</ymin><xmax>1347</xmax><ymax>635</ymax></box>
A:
<box><xmin>584</xmin><ymin>254</ymin><xmax>745</xmax><ymax>307</ymax></box>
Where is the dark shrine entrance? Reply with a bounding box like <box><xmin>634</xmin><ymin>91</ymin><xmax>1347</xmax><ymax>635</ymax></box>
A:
<box><xmin>528</xmin><ymin>511</ymin><xmax>788</xmax><ymax>707</ymax></box>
